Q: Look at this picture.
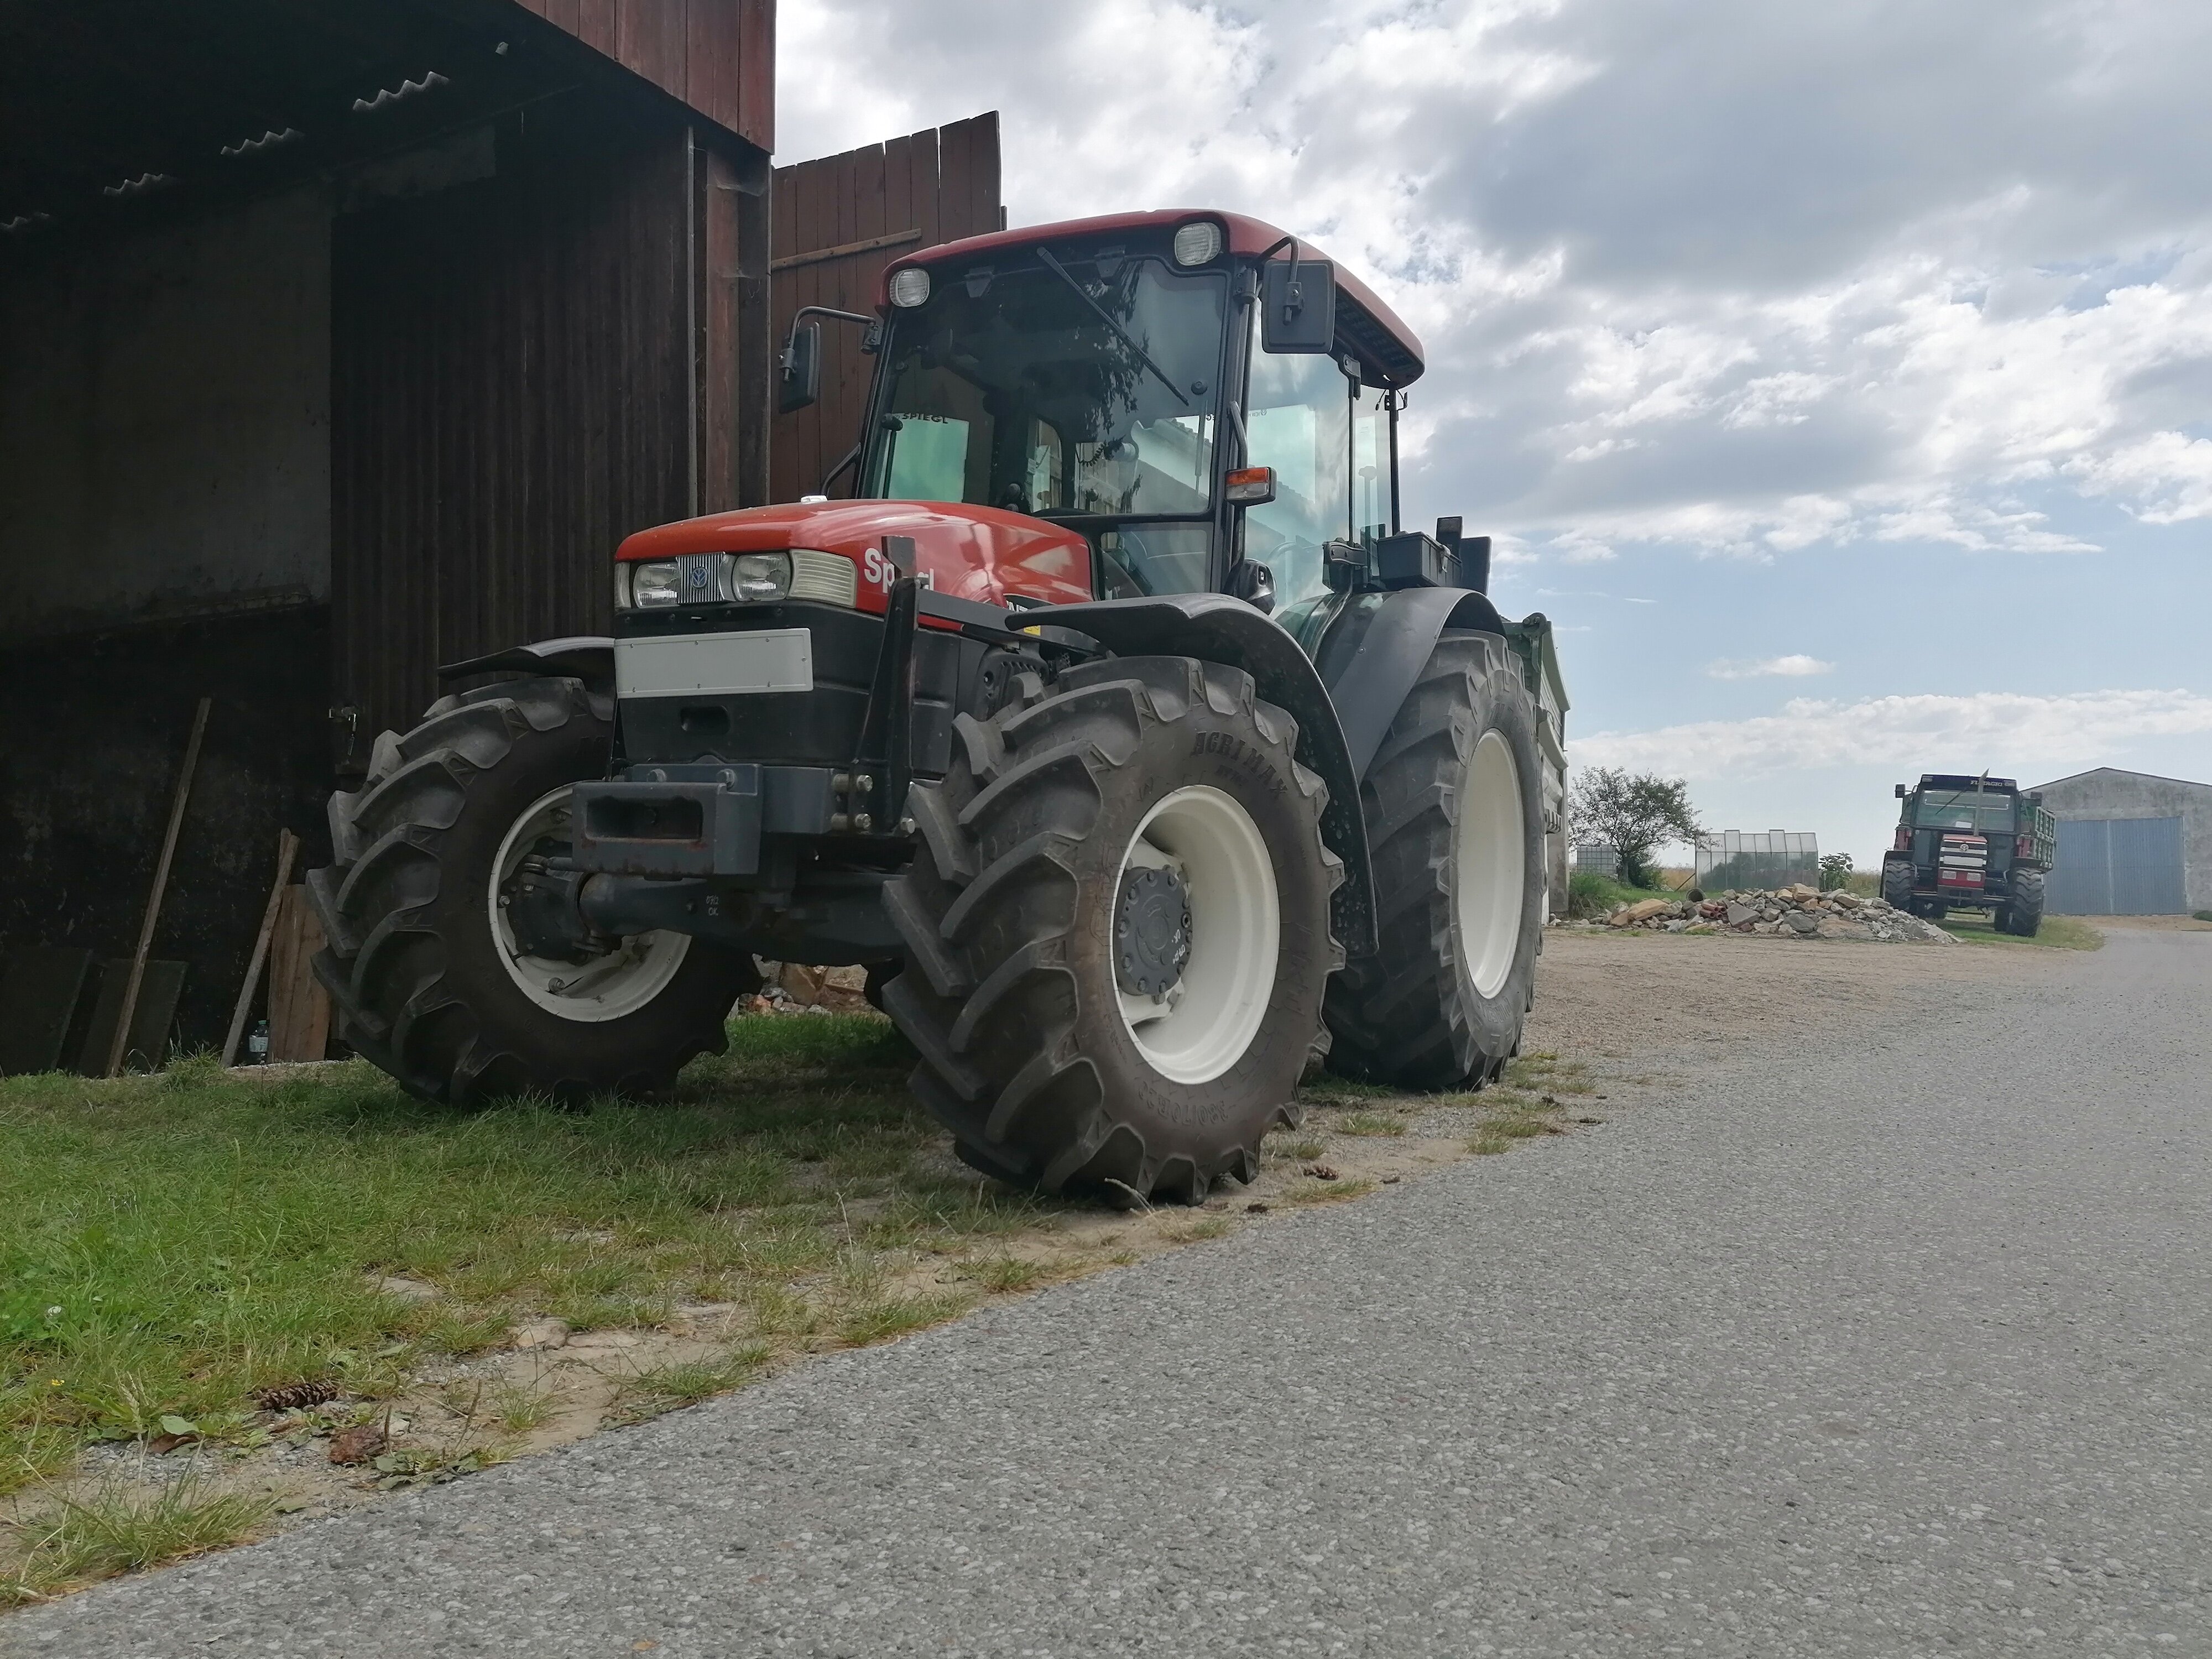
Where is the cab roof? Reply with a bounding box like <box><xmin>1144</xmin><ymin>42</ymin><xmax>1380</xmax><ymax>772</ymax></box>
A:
<box><xmin>889</xmin><ymin>210</ymin><xmax>1426</xmax><ymax>388</ymax></box>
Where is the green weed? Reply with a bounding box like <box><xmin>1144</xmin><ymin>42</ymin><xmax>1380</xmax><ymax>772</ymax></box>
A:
<box><xmin>2</xmin><ymin>1475</ymin><xmax>272</xmax><ymax>1605</ymax></box>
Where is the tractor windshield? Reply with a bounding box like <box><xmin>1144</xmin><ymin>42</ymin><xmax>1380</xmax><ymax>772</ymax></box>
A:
<box><xmin>866</xmin><ymin>254</ymin><xmax>1228</xmax><ymax>595</ymax></box>
<box><xmin>1913</xmin><ymin>791</ymin><xmax>2017</xmax><ymax>832</ymax></box>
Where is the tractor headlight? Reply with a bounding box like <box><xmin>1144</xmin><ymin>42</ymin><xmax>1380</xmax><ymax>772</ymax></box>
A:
<box><xmin>723</xmin><ymin>551</ymin><xmax>792</xmax><ymax>603</ymax></box>
<box><xmin>889</xmin><ymin>266</ymin><xmax>931</xmax><ymax>308</ymax></box>
<box><xmin>630</xmin><ymin>560</ymin><xmax>682</xmax><ymax>608</ymax></box>
<box><xmin>1171</xmin><ymin>220</ymin><xmax>1222</xmax><ymax>267</ymax></box>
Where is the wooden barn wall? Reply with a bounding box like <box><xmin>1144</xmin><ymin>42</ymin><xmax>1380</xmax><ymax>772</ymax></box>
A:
<box><xmin>768</xmin><ymin>112</ymin><xmax>1003</xmax><ymax>504</ymax></box>
<box><xmin>507</xmin><ymin>0</ymin><xmax>775</xmax><ymax>153</ymax></box>
<box><xmin>331</xmin><ymin>104</ymin><xmax>755</xmax><ymax>750</ymax></box>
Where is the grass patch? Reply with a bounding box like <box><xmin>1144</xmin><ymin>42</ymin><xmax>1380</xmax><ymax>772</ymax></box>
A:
<box><xmin>0</xmin><ymin>1012</ymin><xmax>1059</xmax><ymax>1511</ymax></box>
<box><xmin>1295</xmin><ymin>1073</ymin><xmax>1397</xmax><ymax>1106</ymax></box>
<box><xmin>1338</xmin><ymin>1111</ymin><xmax>1408</xmax><ymax>1138</ymax></box>
<box><xmin>1567</xmin><ymin>870</ymin><xmax>1667</xmax><ymax>919</ymax></box>
<box><xmin>957</xmin><ymin>1256</ymin><xmax>1050</xmax><ymax>1293</ymax></box>
<box><xmin>1938</xmin><ymin>914</ymin><xmax>2104</xmax><ymax>951</ymax></box>
<box><xmin>2</xmin><ymin>1475</ymin><xmax>272</xmax><ymax>1605</ymax></box>
<box><xmin>1162</xmin><ymin>1215</ymin><xmax>1232</xmax><ymax>1242</ymax></box>
<box><xmin>837</xmin><ymin>1293</ymin><xmax>972</xmax><ymax>1348</ymax></box>
<box><xmin>1265</xmin><ymin>1135</ymin><xmax>1325</xmax><ymax>1161</ymax></box>
<box><xmin>604</xmin><ymin>1343</ymin><xmax>774</xmax><ymax>1427</ymax></box>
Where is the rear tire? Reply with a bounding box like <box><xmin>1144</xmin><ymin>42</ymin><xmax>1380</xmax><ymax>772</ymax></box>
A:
<box><xmin>308</xmin><ymin>676</ymin><xmax>757</xmax><ymax>1104</ymax></box>
<box><xmin>881</xmin><ymin>656</ymin><xmax>1340</xmax><ymax>1204</ymax></box>
<box><xmin>2006</xmin><ymin>868</ymin><xmax>2046</xmax><ymax>936</ymax></box>
<box><xmin>1324</xmin><ymin>630</ymin><xmax>1542</xmax><ymax>1090</ymax></box>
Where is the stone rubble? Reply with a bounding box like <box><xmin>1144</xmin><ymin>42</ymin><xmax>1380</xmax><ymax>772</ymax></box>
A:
<box><xmin>1573</xmin><ymin>883</ymin><xmax>1955</xmax><ymax>944</ymax></box>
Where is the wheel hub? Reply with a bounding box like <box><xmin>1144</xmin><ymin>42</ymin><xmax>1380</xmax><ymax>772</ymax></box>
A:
<box><xmin>1115</xmin><ymin>865</ymin><xmax>1193</xmax><ymax>997</ymax></box>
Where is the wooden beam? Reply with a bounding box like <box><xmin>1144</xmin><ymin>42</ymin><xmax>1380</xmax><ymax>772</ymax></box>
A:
<box><xmin>107</xmin><ymin>696</ymin><xmax>209</xmax><ymax>1077</ymax></box>
<box><xmin>222</xmin><ymin>828</ymin><xmax>300</xmax><ymax>1068</ymax></box>
<box><xmin>769</xmin><ymin>227</ymin><xmax>921</xmax><ymax>273</ymax></box>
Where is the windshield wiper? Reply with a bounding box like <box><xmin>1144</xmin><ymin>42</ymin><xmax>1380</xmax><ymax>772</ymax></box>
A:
<box><xmin>1036</xmin><ymin>249</ymin><xmax>1189</xmax><ymax>408</ymax></box>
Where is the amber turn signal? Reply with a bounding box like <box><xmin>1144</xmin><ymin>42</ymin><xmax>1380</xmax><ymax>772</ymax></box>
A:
<box><xmin>1225</xmin><ymin>465</ymin><xmax>1276</xmax><ymax>505</ymax></box>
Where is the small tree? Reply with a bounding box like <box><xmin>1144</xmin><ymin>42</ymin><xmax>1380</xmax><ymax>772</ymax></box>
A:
<box><xmin>1568</xmin><ymin>768</ymin><xmax>1702</xmax><ymax>888</ymax></box>
<box><xmin>1818</xmin><ymin>852</ymin><xmax>1854</xmax><ymax>891</ymax></box>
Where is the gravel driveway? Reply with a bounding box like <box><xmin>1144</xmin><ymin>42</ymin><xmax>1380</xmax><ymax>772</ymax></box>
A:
<box><xmin>9</xmin><ymin>927</ymin><xmax>2208</xmax><ymax>1657</ymax></box>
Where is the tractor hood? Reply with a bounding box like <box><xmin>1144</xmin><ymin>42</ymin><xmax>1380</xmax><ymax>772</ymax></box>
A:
<box><xmin>616</xmin><ymin>500</ymin><xmax>1094</xmax><ymax>614</ymax></box>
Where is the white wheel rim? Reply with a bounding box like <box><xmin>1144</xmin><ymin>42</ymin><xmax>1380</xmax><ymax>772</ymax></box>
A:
<box><xmin>488</xmin><ymin>786</ymin><xmax>692</xmax><ymax>1022</ymax></box>
<box><xmin>1113</xmin><ymin>785</ymin><xmax>1279</xmax><ymax>1085</ymax></box>
<box><xmin>1454</xmin><ymin>730</ymin><xmax>1526</xmax><ymax>1000</ymax></box>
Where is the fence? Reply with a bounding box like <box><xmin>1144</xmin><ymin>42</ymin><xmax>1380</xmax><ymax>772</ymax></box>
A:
<box><xmin>1695</xmin><ymin>831</ymin><xmax>1819</xmax><ymax>892</ymax></box>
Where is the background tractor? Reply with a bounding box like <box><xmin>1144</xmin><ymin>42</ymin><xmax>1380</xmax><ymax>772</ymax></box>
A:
<box><xmin>310</xmin><ymin>210</ymin><xmax>1562</xmax><ymax>1204</ymax></box>
<box><xmin>1882</xmin><ymin>774</ymin><xmax>2056</xmax><ymax>935</ymax></box>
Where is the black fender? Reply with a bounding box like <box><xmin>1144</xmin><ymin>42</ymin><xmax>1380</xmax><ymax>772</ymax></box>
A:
<box><xmin>437</xmin><ymin>635</ymin><xmax>616</xmax><ymax>699</ymax></box>
<box><xmin>1313</xmin><ymin>587</ymin><xmax>1510</xmax><ymax>779</ymax></box>
<box><xmin>1032</xmin><ymin>594</ymin><xmax>1378</xmax><ymax>958</ymax></box>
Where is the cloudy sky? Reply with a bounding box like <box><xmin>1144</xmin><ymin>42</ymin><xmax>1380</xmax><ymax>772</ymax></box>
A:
<box><xmin>779</xmin><ymin>0</ymin><xmax>2212</xmax><ymax>864</ymax></box>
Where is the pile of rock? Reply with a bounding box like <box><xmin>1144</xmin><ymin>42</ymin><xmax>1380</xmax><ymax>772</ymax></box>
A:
<box><xmin>742</xmin><ymin>960</ymin><xmax>874</xmax><ymax>1015</ymax></box>
<box><xmin>1585</xmin><ymin>885</ymin><xmax>1954</xmax><ymax>944</ymax></box>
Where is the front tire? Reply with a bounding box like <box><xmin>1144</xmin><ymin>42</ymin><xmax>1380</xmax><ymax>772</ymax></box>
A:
<box><xmin>1881</xmin><ymin>857</ymin><xmax>1915</xmax><ymax>911</ymax></box>
<box><xmin>307</xmin><ymin>676</ymin><xmax>757</xmax><ymax>1104</ymax></box>
<box><xmin>882</xmin><ymin>656</ymin><xmax>1341</xmax><ymax>1204</ymax></box>
<box><xmin>1325</xmin><ymin>630</ymin><xmax>1543</xmax><ymax>1090</ymax></box>
<box><xmin>2006</xmin><ymin>868</ymin><xmax>2046</xmax><ymax>936</ymax></box>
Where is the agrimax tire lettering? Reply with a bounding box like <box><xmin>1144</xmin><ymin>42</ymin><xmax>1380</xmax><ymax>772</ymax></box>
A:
<box><xmin>1190</xmin><ymin>730</ymin><xmax>1289</xmax><ymax>800</ymax></box>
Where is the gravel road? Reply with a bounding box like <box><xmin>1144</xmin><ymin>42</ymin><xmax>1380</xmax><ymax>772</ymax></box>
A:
<box><xmin>11</xmin><ymin>927</ymin><xmax>2209</xmax><ymax>1657</ymax></box>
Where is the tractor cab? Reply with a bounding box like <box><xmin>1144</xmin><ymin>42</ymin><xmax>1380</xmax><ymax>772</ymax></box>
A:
<box><xmin>780</xmin><ymin>211</ymin><xmax>1460</xmax><ymax>637</ymax></box>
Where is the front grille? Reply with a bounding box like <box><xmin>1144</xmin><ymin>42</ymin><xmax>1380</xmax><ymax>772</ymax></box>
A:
<box><xmin>1937</xmin><ymin>832</ymin><xmax>1987</xmax><ymax>888</ymax></box>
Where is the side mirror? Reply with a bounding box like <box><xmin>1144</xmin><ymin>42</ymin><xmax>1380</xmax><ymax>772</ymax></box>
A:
<box><xmin>1895</xmin><ymin>783</ymin><xmax>1907</xmax><ymax>799</ymax></box>
<box><xmin>1225</xmin><ymin>559</ymin><xmax>1275</xmax><ymax>615</ymax></box>
<box><xmin>779</xmin><ymin>321</ymin><xmax>821</xmax><ymax>414</ymax></box>
<box><xmin>1261</xmin><ymin>257</ymin><xmax>1335</xmax><ymax>353</ymax></box>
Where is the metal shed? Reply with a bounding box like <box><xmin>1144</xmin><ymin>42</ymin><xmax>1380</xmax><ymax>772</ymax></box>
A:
<box><xmin>2028</xmin><ymin>767</ymin><xmax>2212</xmax><ymax>915</ymax></box>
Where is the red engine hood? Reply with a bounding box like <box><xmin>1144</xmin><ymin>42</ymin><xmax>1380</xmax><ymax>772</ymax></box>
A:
<box><xmin>615</xmin><ymin>501</ymin><xmax>1093</xmax><ymax>614</ymax></box>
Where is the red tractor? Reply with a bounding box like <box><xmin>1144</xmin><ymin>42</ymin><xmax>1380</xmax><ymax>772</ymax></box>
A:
<box><xmin>311</xmin><ymin>211</ymin><xmax>1557</xmax><ymax>1204</ymax></box>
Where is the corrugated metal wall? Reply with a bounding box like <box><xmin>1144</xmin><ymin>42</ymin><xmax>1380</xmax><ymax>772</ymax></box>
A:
<box><xmin>768</xmin><ymin>113</ymin><xmax>1003</xmax><ymax>504</ymax></box>
<box><xmin>2047</xmin><ymin>817</ymin><xmax>2187</xmax><ymax>914</ymax></box>
<box><xmin>331</xmin><ymin>102</ymin><xmax>761</xmax><ymax>749</ymax></box>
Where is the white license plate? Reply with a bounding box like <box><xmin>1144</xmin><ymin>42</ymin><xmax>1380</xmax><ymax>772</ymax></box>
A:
<box><xmin>615</xmin><ymin>629</ymin><xmax>814</xmax><ymax>697</ymax></box>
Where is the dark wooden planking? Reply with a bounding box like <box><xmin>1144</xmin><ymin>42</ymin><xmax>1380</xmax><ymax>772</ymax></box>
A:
<box><xmin>684</xmin><ymin>0</ymin><xmax>739</xmax><ymax>136</ymax></box>
<box><xmin>517</xmin><ymin>0</ymin><xmax>768</xmax><ymax>149</ymax></box>
<box><xmin>767</xmin><ymin>115</ymin><xmax>1003</xmax><ymax>503</ymax></box>
<box><xmin>575</xmin><ymin>0</ymin><xmax>619</xmax><ymax>58</ymax></box>
<box><xmin>735</xmin><ymin>0</ymin><xmax>773</xmax><ymax>152</ymax></box>
<box><xmin>615</xmin><ymin>0</ymin><xmax>687</xmax><ymax>111</ymax></box>
<box><xmin>332</xmin><ymin>108</ymin><xmax>695</xmax><ymax>742</ymax></box>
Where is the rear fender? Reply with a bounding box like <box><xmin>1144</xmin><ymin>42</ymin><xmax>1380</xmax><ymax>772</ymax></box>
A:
<box><xmin>1031</xmin><ymin>594</ymin><xmax>1377</xmax><ymax>957</ymax></box>
<box><xmin>1312</xmin><ymin>587</ymin><xmax>1509</xmax><ymax>780</ymax></box>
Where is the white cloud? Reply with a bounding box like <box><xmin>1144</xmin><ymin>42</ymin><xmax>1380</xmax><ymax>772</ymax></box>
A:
<box><xmin>2069</xmin><ymin>430</ymin><xmax>2212</xmax><ymax>524</ymax></box>
<box><xmin>778</xmin><ymin>0</ymin><xmax>2212</xmax><ymax>562</ymax></box>
<box><xmin>1574</xmin><ymin>688</ymin><xmax>2212</xmax><ymax>778</ymax></box>
<box><xmin>1707</xmin><ymin>654</ymin><xmax>1834</xmax><ymax>680</ymax></box>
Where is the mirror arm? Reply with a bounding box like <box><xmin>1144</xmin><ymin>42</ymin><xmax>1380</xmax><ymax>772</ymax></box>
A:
<box><xmin>781</xmin><ymin>305</ymin><xmax>877</xmax><ymax>369</ymax></box>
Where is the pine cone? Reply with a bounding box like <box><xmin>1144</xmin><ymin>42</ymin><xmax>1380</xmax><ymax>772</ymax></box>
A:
<box><xmin>253</xmin><ymin>1380</ymin><xmax>339</xmax><ymax>1413</ymax></box>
